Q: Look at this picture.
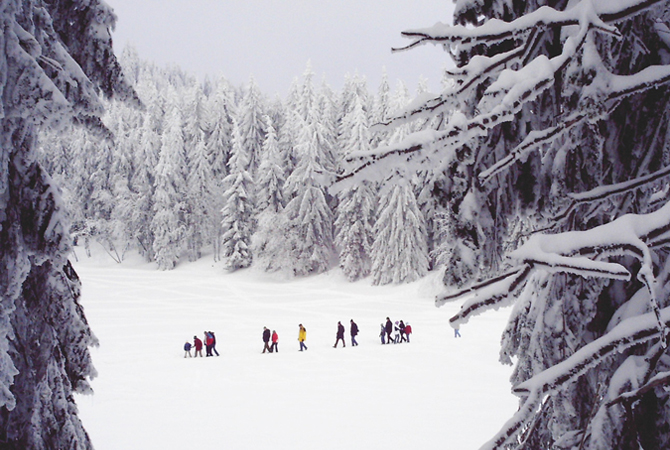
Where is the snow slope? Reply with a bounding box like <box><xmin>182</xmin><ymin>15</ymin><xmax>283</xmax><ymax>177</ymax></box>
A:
<box><xmin>73</xmin><ymin>250</ymin><xmax>516</xmax><ymax>450</ymax></box>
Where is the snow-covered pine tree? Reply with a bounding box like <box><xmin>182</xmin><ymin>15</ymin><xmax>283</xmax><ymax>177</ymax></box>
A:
<box><xmin>221</xmin><ymin>119</ymin><xmax>255</xmax><ymax>270</ymax></box>
<box><xmin>186</xmin><ymin>130</ymin><xmax>216</xmax><ymax>261</ymax></box>
<box><xmin>238</xmin><ymin>76</ymin><xmax>267</xmax><ymax>177</ymax></box>
<box><xmin>0</xmin><ymin>1</ymin><xmax>136</xmax><ymax>448</ymax></box>
<box><xmin>335</xmin><ymin>94</ymin><xmax>376</xmax><ymax>281</ymax></box>
<box><xmin>342</xmin><ymin>0</ymin><xmax>670</xmax><ymax>447</ymax></box>
<box><xmin>370</xmin><ymin>175</ymin><xmax>428</xmax><ymax>285</ymax></box>
<box><xmin>131</xmin><ymin>112</ymin><xmax>160</xmax><ymax>261</ymax></box>
<box><xmin>282</xmin><ymin>115</ymin><xmax>335</xmax><ymax>277</ymax></box>
<box><xmin>371</xmin><ymin>68</ymin><xmax>391</xmax><ymax>147</ymax></box>
<box><xmin>252</xmin><ymin>117</ymin><xmax>289</xmax><ymax>272</ymax></box>
<box><xmin>206</xmin><ymin>78</ymin><xmax>235</xmax><ymax>261</ymax></box>
<box><xmin>151</xmin><ymin>103</ymin><xmax>188</xmax><ymax>270</ymax></box>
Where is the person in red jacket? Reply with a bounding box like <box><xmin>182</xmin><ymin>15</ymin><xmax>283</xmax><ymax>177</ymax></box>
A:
<box><xmin>271</xmin><ymin>330</ymin><xmax>279</xmax><ymax>353</ymax></box>
<box><xmin>405</xmin><ymin>323</ymin><xmax>413</xmax><ymax>343</ymax></box>
<box><xmin>193</xmin><ymin>335</ymin><xmax>203</xmax><ymax>357</ymax></box>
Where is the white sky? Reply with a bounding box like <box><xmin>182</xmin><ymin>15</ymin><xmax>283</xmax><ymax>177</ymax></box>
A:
<box><xmin>107</xmin><ymin>1</ymin><xmax>455</xmax><ymax>96</ymax></box>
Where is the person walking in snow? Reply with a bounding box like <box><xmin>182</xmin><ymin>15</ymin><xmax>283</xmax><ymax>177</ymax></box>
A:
<box><xmin>271</xmin><ymin>330</ymin><xmax>279</xmax><ymax>353</ymax></box>
<box><xmin>380</xmin><ymin>323</ymin><xmax>386</xmax><ymax>344</ymax></box>
<box><xmin>399</xmin><ymin>320</ymin><xmax>407</xmax><ymax>343</ymax></box>
<box><xmin>385</xmin><ymin>317</ymin><xmax>393</xmax><ymax>344</ymax></box>
<box><xmin>263</xmin><ymin>327</ymin><xmax>272</xmax><ymax>353</ymax></box>
<box><xmin>298</xmin><ymin>324</ymin><xmax>308</xmax><ymax>351</ymax></box>
<box><xmin>350</xmin><ymin>319</ymin><xmax>359</xmax><ymax>346</ymax></box>
<box><xmin>334</xmin><ymin>321</ymin><xmax>346</xmax><ymax>348</ymax></box>
<box><xmin>405</xmin><ymin>322</ymin><xmax>412</xmax><ymax>343</ymax></box>
<box><xmin>210</xmin><ymin>331</ymin><xmax>220</xmax><ymax>356</ymax></box>
<box><xmin>393</xmin><ymin>321</ymin><xmax>401</xmax><ymax>343</ymax></box>
<box><xmin>184</xmin><ymin>340</ymin><xmax>192</xmax><ymax>358</ymax></box>
<box><xmin>204</xmin><ymin>331</ymin><xmax>214</xmax><ymax>356</ymax></box>
<box><xmin>454</xmin><ymin>326</ymin><xmax>461</xmax><ymax>338</ymax></box>
<box><xmin>193</xmin><ymin>335</ymin><xmax>203</xmax><ymax>357</ymax></box>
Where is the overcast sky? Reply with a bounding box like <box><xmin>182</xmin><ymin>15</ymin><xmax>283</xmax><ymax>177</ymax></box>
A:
<box><xmin>107</xmin><ymin>1</ymin><xmax>455</xmax><ymax>96</ymax></box>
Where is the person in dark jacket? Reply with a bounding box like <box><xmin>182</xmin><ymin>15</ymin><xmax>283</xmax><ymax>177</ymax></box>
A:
<box><xmin>184</xmin><ymin>341</ymin><xmax>192</xmax><ymax>358</ymax></box>
<box><xmin>385</xmin><ymin>317</ymin><xmax>393</xmax><ymax>344</ymax></box>
<box><xmin>399</xmin><ymin>320</ymin><xmax>407</xmax><ymax>343</ymax></box>
<box><xmin>204</xmin><ymin>331</ymin><xmax>213</xmax><ymax>356</ymax></box>
<box><xmin>333</xmin><ymin>321</ymin><xmax>346</xmax><ymax>348</ymax></box>
<box><xmin>193</xmin><ymin>336</ymin><xmax>203</xmax><ymax>357</ymax></box>
<box><xmin>210</xmin><ymin>331</ymin><xmax>220</xmax><ymax>356</ymax></box>
<box><xmin>262</xmin><ymin>327</ymin><xmax>272</xmax><ymax>353</ymax></box>
<box><xmin>350</xmin><ymin>319</ymin><xmax>359</xmax><ymax>346</ymax></box>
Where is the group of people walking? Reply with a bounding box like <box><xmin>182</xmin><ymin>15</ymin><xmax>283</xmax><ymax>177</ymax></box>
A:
<box><xmin>184</xmin><ymin>331</ymin><xmax>219</xmax><ymax>357</ymax></box>
<box><xmin>380</xmin><ymin>317</ymin><xmax>412</xmax><ymax>344</ymax></box>
<box><xmin>262</xmin><ymin>327</ymin><xmax>279</xmax><ymax>353</ymax></box>
<box><xmin>183</xmin><ymin>318</ymin><xmax>418</xmax><ymax>358</ymax></box>
<box><xmin>333</xmin><ymin>320</ymin><xmax>358</xmax><ymax>348</ymax></box>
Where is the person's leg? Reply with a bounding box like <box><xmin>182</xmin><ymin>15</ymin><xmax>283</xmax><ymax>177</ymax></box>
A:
<box><xmin>213</xmin><ymin>346</ymin><xmax>219</xmax><ymax>356</ymax></box>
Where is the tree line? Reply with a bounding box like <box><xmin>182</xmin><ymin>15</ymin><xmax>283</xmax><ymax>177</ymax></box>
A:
<box><xmin>37</xmin><ymin>46</ymin><xmax>453</xmax><ymax>284</ymax></box>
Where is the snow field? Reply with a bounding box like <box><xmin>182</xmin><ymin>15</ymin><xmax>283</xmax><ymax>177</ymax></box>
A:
<box><xmin>73</xmin><ymin>252</ymin><xmax>517</xmax><ymax>450</ymax></box>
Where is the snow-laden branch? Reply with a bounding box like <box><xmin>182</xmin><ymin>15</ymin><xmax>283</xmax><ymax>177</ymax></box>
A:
<box><xmin>479</xmin><ymin>112</ymin><xmax>588</xmax><ymax>183</ymax></box>
<box><xmin>441</xmin><ymin>202</ymin><xmax>670</xmax><ymax>332</ymax></box>
<box><xmin>395</xmin><ymin>0</ymin><xmax>657</xmax><ymax>52</ymax></box>
<box><xmin>567</xmin><ymin>164</ymin><xmax>670</xmax><ymax>204</ymax></box>
<box><xmin>440</xmin><ymin>265</ymin><xmax>532</xmax><ymax>327</ymax></box>
<box><xmin>606</xmin><ymin>370</ymin><xmax>670</xmax><ymax>406</ymax></box>
<box><xmin>481</xmin><ymin>306</ymin><xmax>670</xmax><ymax>450</ymax></box>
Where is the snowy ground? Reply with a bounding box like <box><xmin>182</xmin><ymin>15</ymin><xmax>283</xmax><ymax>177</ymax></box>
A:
<box><xmin>73</xmin><ymin>250</ymin><xmax>517</xmax><ymax>450</ymax></box>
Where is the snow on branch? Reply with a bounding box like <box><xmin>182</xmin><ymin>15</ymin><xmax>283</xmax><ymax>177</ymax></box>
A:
<box><xmin>606</xmin><ymin>370</ymin><xmax>670</xmax><ymax>407</ymax></box>
<box><xmin>442</xmin><ymin>265</ymin><xmax>533</xmax><ymax>327</ymax></box>
<box><xmin>395</xmin><ymin>0</ymin><xmax>658</xmax><ymax>52</ymax></box>
<box><xmin>441</xmin><ymin>201</ymin><xmax>670</xmax><ymax>331</ymax></box>
<box><xmin>481</xmin><ymin>306</ymin><xmax>670</xmax><ymax>450</ymax></box>
<box><xmin>479</xmin><ymin>112</ymin><xmax>588</xmax><ymax>183</ymax></box>
<box><xmin>567</xmin><ymin>164</ymin><xmax>670</xmax><ymax>204</ymax></box>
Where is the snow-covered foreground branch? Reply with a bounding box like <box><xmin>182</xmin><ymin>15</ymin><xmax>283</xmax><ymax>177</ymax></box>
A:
<box><xmin>482</xmin><ymin>306</ymin><xmax>670</xmax><ymax>450</ymax></box>
<box><xmin>438</xmin><ymin>201</ymin><xmax>670</xmax><ymax>448</ymax></box>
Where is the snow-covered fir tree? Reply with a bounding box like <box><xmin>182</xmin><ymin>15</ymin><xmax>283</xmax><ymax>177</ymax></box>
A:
<box><xmin>342</xmin><ymin>0</ymin><xmax>670</xmax><ymax>447</ymax></box>
<box><xmin>252</xmin><ymin>117</ymin><xmax>289</xmax><ymax>272</ymax></box>
<box><xmin>151</xmin><ymin>104</ymin><xmax>188</xmax><ymax>270</ymax></box>
<box><xmin>335</xmin><ymin>94</ymin><xmax>376</xmax><ymax>281</ymax></box>
<box><xmin>0</xmin><ymin>1</ymin><xmax>136</xmax><ymax>448</ymax></box>
<box><xmin>221</xmin><ymin>119</ymin><xmax>255</xmax><ymax>270</ymax></box>
<box><xmin>282</xmin><ymin>115</ymin><xmax>335</xmax><ymax>277</ymax></box>
<box><xmin>370</xmin><ymin>175</ymin><xmax>428</xmax><ymax>285</ymax></box>
<box><xmin>238</xmin><ymin>76</ymin><xmax>267</xmax><ymax>176</ymax></box>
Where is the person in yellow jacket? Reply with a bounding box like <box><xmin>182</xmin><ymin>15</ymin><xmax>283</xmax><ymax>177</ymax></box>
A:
<box><xmin>298</xmin><ymin>324</ymin><xmax>308</xmax><ymax>351</ymax></box>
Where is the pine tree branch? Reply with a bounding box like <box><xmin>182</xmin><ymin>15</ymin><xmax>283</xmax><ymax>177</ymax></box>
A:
<box><xmin>567</xmin><ymin>164</ymin><xmax>670</xmax><ymax>204</ymax></box>
<box><xmin>606</xmin><ymin>371</ymin><xmax>670</xmax><ymax>407</ymax></box>
<box><xmin>482</xmin><ymin>307</ymin><xmax>670</xmax><ymax>450</ymax></box>
<box><xmin>396</xmin><ymin>0</ymin><xmax>657</xmax><ymax>50</ymax></box>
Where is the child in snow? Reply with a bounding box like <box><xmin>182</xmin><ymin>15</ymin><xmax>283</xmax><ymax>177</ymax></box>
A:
<box><xmin>184</xmin><ymin>341</ymin><xmax>192</xmax><ymax>358</ymax></box>
<box><xmin>405</xmin><ymin>322</ymin><xmax>412</xmax><ymax>343</ymax></box>
<box><xmin>380</xmin><ymin>323</ymin><xmax>386</xmax><ymax>344</ymax></box>
<box><xmin>193</xmin><ymin>336</ymin><xmax>203</xmax><ymax>357</ymax></box>
<box><xmin>271</xmin><ymin>330</ymin><xmax>279</xmax><ymax>353</ymax></box>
